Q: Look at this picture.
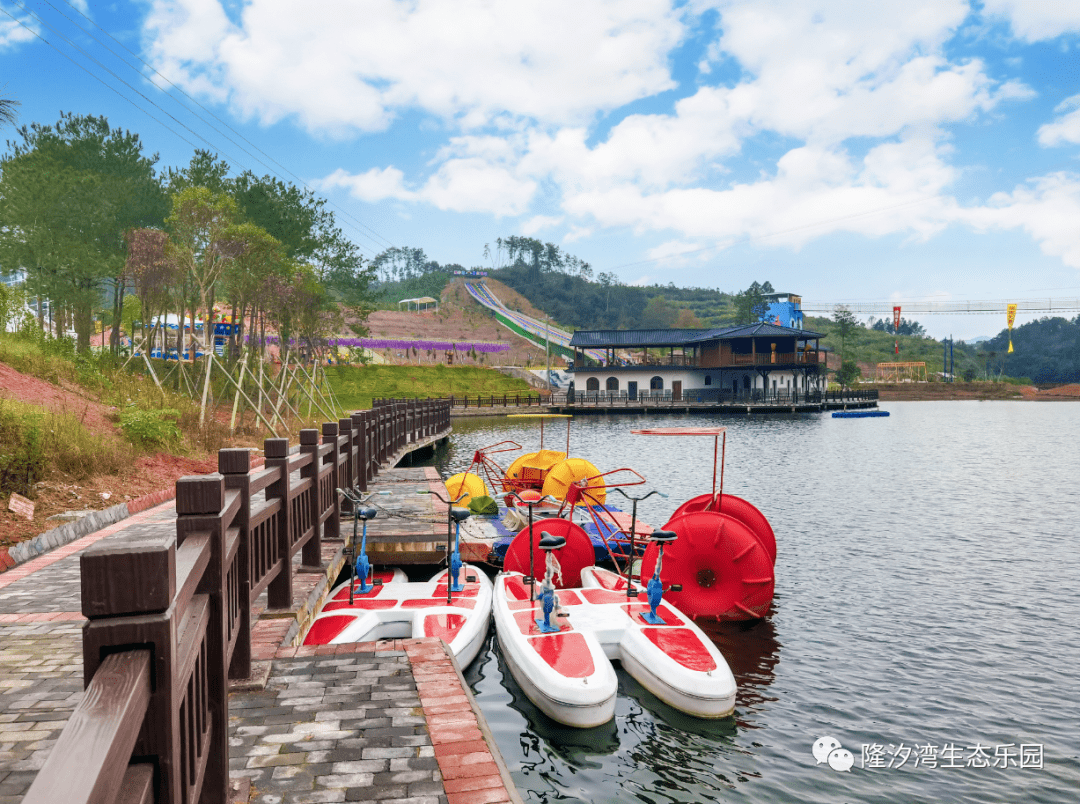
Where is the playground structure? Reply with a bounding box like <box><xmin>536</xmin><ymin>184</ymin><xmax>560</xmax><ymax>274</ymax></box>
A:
<box><xmin>875</xmin><ymin>361</ymin><xmax>927</xmax><ymax>382</ymax></box>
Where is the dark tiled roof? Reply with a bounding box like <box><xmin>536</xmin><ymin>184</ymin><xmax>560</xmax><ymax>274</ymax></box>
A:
<box><xmin>570</xmin><ymin>323</ymin><xmax>824</xmax><ymax>348</ymax></box>
<box><xmin>569</xmin><ymin>329</ymin><xmax>720</xmax><ymax>347</ymax></box>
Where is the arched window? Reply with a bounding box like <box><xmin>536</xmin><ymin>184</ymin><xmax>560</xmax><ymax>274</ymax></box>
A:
<box><xmin>704</xmin><ymin>375</ymin><xmax>712</xmax><ymax>386</ymax></box>
<box><xmin>606</xmin><ymin>377</ymin><xmax>619</xmax><ymax>391</ymax></box>
<box><xmin>586</xmin><ymin>377</ymin><xmax>600</xmax><ymax>391</ymax></box>
<box><xmin>650</xmin><ymin>376</ymin><xmax>664</xmax><ymax>390</ymax></box>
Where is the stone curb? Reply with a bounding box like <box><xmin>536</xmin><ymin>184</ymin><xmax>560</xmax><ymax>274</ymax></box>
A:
<box><xmin>1</xmin><ymin>499</ymin><xmax>135</xmax><ymax>570</ymax></box>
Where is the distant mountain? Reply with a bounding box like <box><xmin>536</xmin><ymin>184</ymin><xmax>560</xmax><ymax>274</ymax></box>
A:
<box><xmin>967</xmin><ymin>335</ymin><xmax>991</xmax><ymax>343</ymax></box>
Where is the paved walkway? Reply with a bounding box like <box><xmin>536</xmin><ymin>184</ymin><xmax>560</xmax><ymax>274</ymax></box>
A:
<box><xmin>0</xmin><ymin>467</ymin><xmax>519</xmax><ymax>804</ymax></box>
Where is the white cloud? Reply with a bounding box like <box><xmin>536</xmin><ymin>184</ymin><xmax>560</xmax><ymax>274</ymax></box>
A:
<box><xmin>318</xmin><ymin>166</ymin><xmax>413</xmax><ymax>203</ymax></box>
<box><xmin>521</xmin><ymin>215</ymin><xmax>562</xmax><ymax>235</ymax></box>
<box><xmin>981</xmin><ymin>0</ymin><xmax>1080</xmax><ymax>42</ymax></box>
<box><xmin>0</xmin><ymin>4</ymin><xmax>37</xmax><ymax>51</ymax></box>
<box><xmin>142</xmin><ymin>0</ymin><xmax>685</xmax><ymax>132</ymax></box>
<box><xmin>320</xmin><ymin>159</ymin><xmax>536</xmax><ymax>216</ymax></box>
<box><xmin>960</xmin><ymin>172</ymin><xmax>1080</xmax><ymax>268</ymax></box>
<box><xmin>1037</xmin><ymin>94</ymin><xmax>1080</xmax><ymax>146</ymax></box>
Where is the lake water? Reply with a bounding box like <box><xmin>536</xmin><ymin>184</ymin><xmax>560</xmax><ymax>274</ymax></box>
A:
<box><xmin>435</xmin><ymin>402</ymin><xmax>1080</xmax><ymax>804</ymax></box>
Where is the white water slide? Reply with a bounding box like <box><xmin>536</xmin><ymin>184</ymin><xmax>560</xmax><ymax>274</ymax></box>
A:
<box><xmin>463</xmin><ymin>282</ymin><xmax>607</xmax><ymax>364</ymax></box>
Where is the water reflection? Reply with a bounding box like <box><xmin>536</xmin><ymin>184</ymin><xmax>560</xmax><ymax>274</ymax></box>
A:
<box><xmin>698</xmin><ymin>613</ymin><xmax>782</xmax><ymax>715</ymax></box>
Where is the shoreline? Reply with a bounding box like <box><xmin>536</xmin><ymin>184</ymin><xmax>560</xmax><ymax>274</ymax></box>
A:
<box><xmin>872</xmin><ymin>382</ymin><xmax>1080</xmax><ymax>402</ymax></box>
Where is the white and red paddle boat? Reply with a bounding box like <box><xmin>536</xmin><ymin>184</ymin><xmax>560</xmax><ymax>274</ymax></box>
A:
<box><xmin>304</xmin><ymin>489</ymin><xmax>493</xmax><ymax>668</ymax></box>
<box><xmin>493</xmin><ymin>498</ymin><xmax>737</xmax><ymax>728</ymax></box>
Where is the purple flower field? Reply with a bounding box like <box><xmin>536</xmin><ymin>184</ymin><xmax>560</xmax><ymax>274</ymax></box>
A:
<box><xmin>245</xmin><ymin>334</ymin><xmax>509</xmax><ymax>353</ymax></box>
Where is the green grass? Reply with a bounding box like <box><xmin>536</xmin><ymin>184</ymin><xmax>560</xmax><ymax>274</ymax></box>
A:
<box><xmin>0</xmin><ymin>330</ymin><xmax>219</xmax><ymax>450</ymax></box>
<box><xmin>325</xmin><ymin>365</ymin><xmax>534</xmax><ymax>410</ymax></box>
<box><xmin>0</xmin><ymin>398</ymin><xmax>135</xmax><ymax>496</ymax></box>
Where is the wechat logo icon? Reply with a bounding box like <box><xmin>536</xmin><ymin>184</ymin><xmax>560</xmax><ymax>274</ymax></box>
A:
<box><xmin>813</xmin><ymin>735</ymin><xmax>855</xmax><ymax>772</ymax></box>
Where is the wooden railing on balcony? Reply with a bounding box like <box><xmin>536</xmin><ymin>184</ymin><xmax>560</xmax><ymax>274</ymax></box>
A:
<box><xmin>21</xmin><ymin>398</ymin><xmax>451</xmax><ymax>804</ymax></box>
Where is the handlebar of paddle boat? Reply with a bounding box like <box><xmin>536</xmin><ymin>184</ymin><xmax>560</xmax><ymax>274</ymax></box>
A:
<box><xmin>417</xmin><ymin>488</ymin><xmax>472</xmax><ymax>599</ymax></box>
<box><xmin>498</xmin><ymin>490</ymin><xmax>556</xmax><ymax>602</ymax></box>
<box><xmin>337</xmin><ymin>487</ymin><xmax>382</xmax><ymax>602</ymax></box>
<box><xmin>608</xmin><ymin>488</ymin><xmax>668</xmax><ymax>600</ymax></box>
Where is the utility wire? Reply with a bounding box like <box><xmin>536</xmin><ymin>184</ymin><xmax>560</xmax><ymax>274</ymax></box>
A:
<box><xmin>0</xmin><ymin>5</ymin><xmax>203</xmax><ymax>152</ymax></box>
<box><xmin>47</xmin><ymin>0</ymin><xmax>396</xmax><ymax>254</ymax></box>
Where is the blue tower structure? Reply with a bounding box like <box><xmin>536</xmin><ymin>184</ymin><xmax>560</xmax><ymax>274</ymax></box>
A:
<box><xmin>762</xmin><ymin>292</ymin><xmax>804</xmax><ymax>330</ymax></box>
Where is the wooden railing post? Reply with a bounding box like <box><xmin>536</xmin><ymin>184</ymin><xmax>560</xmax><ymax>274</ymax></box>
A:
<box><xmin>322</xmin><ymin>421</ymin><xmax>341</xmax><ymax>543</ymax></box>
<box><xmin>300</xmin><ymin>428</ymin><xmax>322</xmax><ymax>568</ymax></box>
<box><xmin>219</xmin><ymin>448</ymin><xmax>253</xmax><ymax>680</ymax></box>
<box><xmin>79</xmin><ymin>535</ymin><xmax>179</xmax><ymax>804</ymax></box>
<box><xmin>265</xmin><ymin>437</ymin><xmax>293</xmax><ymax>609</ymax></box>
<box><xmin>351</xmin><ymin>411</ymin><xmax>368</xmax><ymax>491</ymax></box>
<box><xmin>338</xmin><ymin>416</ymin><xmax>355</xmax><ymax>492</ymax></box>
<box><xmin>175</xmin><ymin>475</ymin><xmax>230</xmax><ymax>804</ymax></box>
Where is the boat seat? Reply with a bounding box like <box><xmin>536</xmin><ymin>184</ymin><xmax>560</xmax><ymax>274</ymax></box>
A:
<box><xmin>540</xmin><ymin>533</ymin><xmax>567</xmax><ymax>551</ymax></box>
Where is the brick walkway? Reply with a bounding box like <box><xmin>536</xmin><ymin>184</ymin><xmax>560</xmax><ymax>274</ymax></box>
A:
<box><xmin>0</xmin><ymin>469</ymin><xmax>520</xmax><ymax>804</ymax></box>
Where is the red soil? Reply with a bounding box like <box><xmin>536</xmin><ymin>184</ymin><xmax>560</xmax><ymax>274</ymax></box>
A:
<box><xmin>354</xmin><ymin>279</ymin><xmax>552</xmax><ymax>368</ymax></box>
<box><xmin>0</xmin><ymin>361</ymin><xmax>118</xmax><ymax>434</ymax></box>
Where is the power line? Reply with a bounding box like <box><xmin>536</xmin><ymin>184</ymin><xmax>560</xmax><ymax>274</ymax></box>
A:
<box><xmin>0</xmin><ymin>5</ymin><xmax>203</xmax><ymax>152</ymax></box>
<box><xmin>7</xmin><ymin>0</ymin><xmax>394</xmax><ymax>258</ymax></box>
<box><xmin>801</xmin><ymin>298</ymin><xmax>1080</xmax><ymax>315</ymax></box>
<box><xmin>48</xmin><ymin>0</ymin><xmax>395</xmax><ymax>254</ymax></box>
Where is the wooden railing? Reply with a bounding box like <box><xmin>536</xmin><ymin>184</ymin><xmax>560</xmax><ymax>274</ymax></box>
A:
<box><xmin>447</xmin><ymin>393</ymin><xmax>547</xmax><ymax>408</ymax></box>
<box><xmin>21</xmin><ymin>398</ymin><xmax>451</xmax><ymax>804</ymax></box>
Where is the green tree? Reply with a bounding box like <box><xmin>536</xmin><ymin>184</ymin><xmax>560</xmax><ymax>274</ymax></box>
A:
<box><xmin>0</xmin><ymin>113</ymin><xmax>166</xmax><ymax>350</ymax></box>
<box><xmin>836</xmin><ymin>359</ymin><xmax>861</xmax><ymax>387</ymax></box>
<box><xmin>0</xmin><ymin>90</ymin><xmax>18</xmax><ymax>127</ymax></box>
<box><xmin>832</xmin><ymin>304</ymin><xmax>860</xmax><ymax>363</ymax></box>
<box><xmin>640</xmin><ymin>295</ymin><xmax>678</xmax><ymax>328</ymax></box>
<box><xmin>734</xmin><ymin>281</ymin><xmax>770</xmax><ymax>324</ymax></box>
<box><xmin>166</xmin><ymin>186</ymin><xmax>239</xmax><ymax>341</ymax></box>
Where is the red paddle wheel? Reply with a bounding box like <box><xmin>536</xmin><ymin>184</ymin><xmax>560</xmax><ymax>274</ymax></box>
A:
<box><xmin>631</xmin><ymin>427</ymin><xmax>777</xmax><ymax>620</ymax></box>
<box><xmin>640</xmin><ymin>511</ymin><xmax>774</xmax><ymax>620</ymax></box>
<box><xmin>503</xmin><ymin>518</ymin><xmax>595</xmax><ymax>588</ymax></box>
<box><xmin>670</xmin><ymin>493</ymin><xmax>776</xmax><ymax>563</ymax></box>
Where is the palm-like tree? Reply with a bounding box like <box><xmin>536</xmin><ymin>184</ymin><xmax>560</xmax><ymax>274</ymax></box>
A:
<box><xmin>0</xmin><ymin>93</ymin><xmax>19</xmax><ymax>127</ymax></box>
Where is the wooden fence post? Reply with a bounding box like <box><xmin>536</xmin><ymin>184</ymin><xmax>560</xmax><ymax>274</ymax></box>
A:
<box><xmin>80</xmin><ymin>534</ymin><xmax>182</xmax><ymax>804</ymax></box>
<box><xmin>265</xmin><ymin>437</ymin><xmax>293</xmax><ymax>609</ymax></box>
<box><xmin>175</xmin><ymin>475</ymin><xmax>230</xmax><ymax>804</ymax></box>
<box><xmin>299</xmin><ymin>428</ymin><xmax>322</xmax><ymax>569</ymax></box>
<box><xmin>219</xmin><ymin>448</ymin><xmax>253</xmax><ymax>680</ymax></box>
<box><xmin>351</xmin><ymin>411</ymin><xmax>368</xmax><ymax>492</ymax></box>
<box><xmin>322</xmin><ymin>421</ymin><xmax>341</xmax><ymax>543</ymax></box>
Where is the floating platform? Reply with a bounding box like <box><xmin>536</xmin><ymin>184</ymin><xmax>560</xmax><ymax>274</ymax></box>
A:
<box><xmin>832</xmin><ymin>410</ymin><xmax>890</xmax><ymax>418</ymax></box>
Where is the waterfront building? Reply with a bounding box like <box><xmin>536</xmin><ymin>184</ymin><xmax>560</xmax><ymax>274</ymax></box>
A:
<box><xmin>763</xmin><ymin>291</ymin><xmax>804</xmax><ymax>330</ymax></box>
<box><xmin>568</xmin><ymin>322</ymin><xmax>826</xmax><ymax>401</ymax></box>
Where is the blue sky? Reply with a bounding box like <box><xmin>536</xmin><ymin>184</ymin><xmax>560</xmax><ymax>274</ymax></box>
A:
<box><xmin>4</xmin><ymin>1</ymin><xmax>1080</xmax><ymax>339</ymax></box>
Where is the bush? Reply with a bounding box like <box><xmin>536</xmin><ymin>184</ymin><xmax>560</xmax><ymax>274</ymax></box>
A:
<box><xmin>119</xmin><ymin>407</ymin><xmax>182</xmax><ymax>449</ymax></box>
<box><xmin>0</xmin><ymin>399</ymin><xmax>133</xmax><ymax>496</ymax></box>
<box><xmin>0</xmin><ymin>405</ymin><xmax>44</xmax><ymax>496</ymax></box>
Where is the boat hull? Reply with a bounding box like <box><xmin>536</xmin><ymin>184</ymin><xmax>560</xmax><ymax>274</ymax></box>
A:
<box><xmin>305</xmin><ymin>566</ymin><xmax>493</xmax><ymax>667</ymax></box>
<box><xmin>493</xmin><ymin>567</ymin><xmax>736</xmax><ymax>727</ymax></box>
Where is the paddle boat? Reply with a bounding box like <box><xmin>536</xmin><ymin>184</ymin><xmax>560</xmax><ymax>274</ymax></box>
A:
<box><xmin>445</xmin><ymin>414</ymin><xmax>657</xmax><ymax>568</ymax></box>
<box><xmin>303</xmin><ymin>487</ymin><xmax>493</xmax><ymax>667</ymax></box>
<box><xmin>633</xmin><ymin>427</ymin><xmax>776</xmax><ymax>621</ymax></box>
<box><xmin>493</xmin><ymin>512</ymin><xmax>737</xmax><ymax>728</ymax></box>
